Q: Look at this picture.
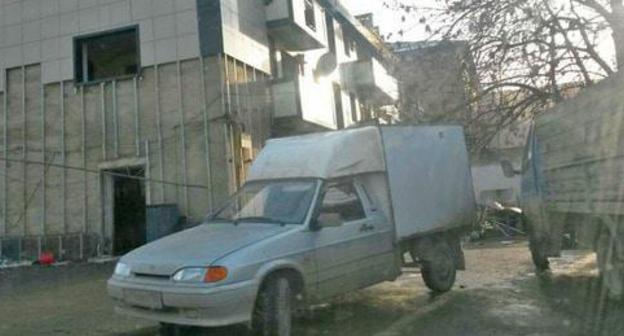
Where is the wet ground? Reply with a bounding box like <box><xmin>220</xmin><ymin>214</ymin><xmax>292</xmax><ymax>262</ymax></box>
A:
<box><xmin>1</xmin><ymin>239</ymin><xmax>623</xmax><ymax>336</ymax></box>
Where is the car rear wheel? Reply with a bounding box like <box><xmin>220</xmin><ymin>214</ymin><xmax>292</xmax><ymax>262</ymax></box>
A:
<box><xmin>420</xmin><ymin>239</ymin><xmax>457</xmax><ymax>293</ymax></box>
<box><xmin>252</xmin><ymin>276</ymin><xmax>293</xmax><ymax>336</ymax></box>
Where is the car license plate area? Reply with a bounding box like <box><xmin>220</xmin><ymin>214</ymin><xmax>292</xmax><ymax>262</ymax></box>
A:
<box><xmin>123</xmin><ymin>289</ymin><xmax>163</xmax><ymax>309</ymax></box>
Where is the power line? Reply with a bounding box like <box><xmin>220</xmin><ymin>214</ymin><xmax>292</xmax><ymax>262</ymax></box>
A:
<box><xmin>10</xmin><ymin>153</ymin><xmax>57</xmax><ymax>228</ymax></box>
<box><xmin>0</xmin><ymin>156</ymin><xmax>210</xmax><ymax>190</ymax></box>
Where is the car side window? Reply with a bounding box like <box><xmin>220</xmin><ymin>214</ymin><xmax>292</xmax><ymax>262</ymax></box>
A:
<box><xmin>319</xmin><ymin>182</ymin><xmax>366</xmax><ymax>223</ymax></box>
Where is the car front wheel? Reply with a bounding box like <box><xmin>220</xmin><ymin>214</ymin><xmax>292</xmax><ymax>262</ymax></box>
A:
<box><xmin>252</xmin><ymin>276</ymin><xmax>293</xmax><ymax>336</ymax></box>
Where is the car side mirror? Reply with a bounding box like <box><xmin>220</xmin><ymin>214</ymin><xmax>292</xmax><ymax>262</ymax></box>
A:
<box><xmin>500</xmin><ymin>160</ymin><xmax>520</xmax><ymax>178</ymax></box>
<box><xmin>312</xmin><ymin>212</ymin><xmax>342</xmax><ymax>230</ymax></box>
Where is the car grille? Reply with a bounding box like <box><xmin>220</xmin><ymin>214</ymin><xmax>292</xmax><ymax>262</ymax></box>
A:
<box><xmin>133</xmin><ymin>272</ymin><xmax>171</xmax><ymax>280</ymax></box>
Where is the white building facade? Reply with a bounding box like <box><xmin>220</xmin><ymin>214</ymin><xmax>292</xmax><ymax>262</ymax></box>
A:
<box><xmin>0</xmin><ymin>0</ymin><xmax>398</xmax><ymax>261</ymax></box>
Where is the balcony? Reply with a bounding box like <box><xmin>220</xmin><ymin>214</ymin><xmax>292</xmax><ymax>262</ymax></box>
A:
<box><xmin>265</xmin><ymin>0</ymin><xmax>326</xmax><ymax>51</ymax></box>
<box><xmin>272</xmin><ymin>79</ymin><xmax>300</xmax><ymax>119</ymax></box>
<box><xmin>271</xmin><ymin>76</ymin><xmax>337</xmax><ymax>134</ymax></box>
<box><xmin>340</xmin><ymin>58</ymin><xmax>399</xmax><ymax>106</ymax></box>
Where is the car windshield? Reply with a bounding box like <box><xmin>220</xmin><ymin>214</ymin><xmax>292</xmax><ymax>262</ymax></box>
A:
<box><xmin>210</xmin><ymin>180</ymin><xmax>318</xmax><ymax>225</ymax></box>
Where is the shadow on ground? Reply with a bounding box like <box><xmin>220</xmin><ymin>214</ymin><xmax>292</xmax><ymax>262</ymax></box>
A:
<box><xmin>3</xmin><ymin>241</ymin><xmax>623</xmax><ymax>336</ymax></box>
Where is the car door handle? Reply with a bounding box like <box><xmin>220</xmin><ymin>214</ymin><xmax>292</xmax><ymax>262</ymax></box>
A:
<box><xmin>359</xmin><ymin>223</ymin><xmax>375</xmax><ymax>232</ymax></box>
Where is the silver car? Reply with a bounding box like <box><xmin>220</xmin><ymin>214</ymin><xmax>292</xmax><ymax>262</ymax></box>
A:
<box><xmin>108</xmin><ymin>177</ymin><xmax>397</xmax><ymax>335</ymax></box>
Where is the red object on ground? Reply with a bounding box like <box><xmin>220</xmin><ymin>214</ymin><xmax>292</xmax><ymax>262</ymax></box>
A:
<box><xmin>39</xmin><ymin>252</ymin><xmax>55</xmax><ymax>266</ymax></box>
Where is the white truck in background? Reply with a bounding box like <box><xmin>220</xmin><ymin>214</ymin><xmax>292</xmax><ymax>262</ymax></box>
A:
<box><xmin>108</xmin><ymin>126</ymin><xmax>477</xmax><ymax>335</ymax></box>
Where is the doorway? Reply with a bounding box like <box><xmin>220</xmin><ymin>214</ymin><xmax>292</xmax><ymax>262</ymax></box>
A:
<box><xmin>108</xmin><ymin>167</ymin><xmax>146</xmax><ymax>255</ymax></box>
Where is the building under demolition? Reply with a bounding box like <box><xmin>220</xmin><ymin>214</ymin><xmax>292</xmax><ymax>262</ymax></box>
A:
<box><xmin>0</xmin><ymin>0</ymin><xmax>398</xmax><ymax>261</ymax></box>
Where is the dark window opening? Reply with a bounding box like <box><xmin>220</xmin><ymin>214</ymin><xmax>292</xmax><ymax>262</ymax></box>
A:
<box><xmin>269</xmin><ymin>37</ymin><xmax>279</xmax><ymax>77</ymax></box>
<box><xmin>305</xmin><ymin>0</ymin><xmax>316</xmax><ymax>31</ymax></box>
<box><xmin>350</xmin><ymin>93</ymin><xmax>358</xmax><ymax>122</ymax></box>
<box><xmin>320</xmin><ymin>182</ymin><xmax>366</xmax><ymax>223</ymax></box>
<box><xmin>333</xmin><ymin>83</ymin><xmax>345</xmax><ymax>129</ymax></box>
<box><xmin>298</xmin><ymin>56</ymin><xmax>306</xmax><ymax>76</ymax></box>
<box><xmin>343</xmin><ymin>32</ymin><xmax>356</xmax><ymax>57</ymax></box>
<box><xmin>75</xmin><ymin>27</ymin><xmax>139</xmax><ymax>84</ymax></box>
<box><xmin>275</xmin><ymin>51</ymin><xmax>301</xmax><ymax>80</ymax></box>
<box><xmin>325</xmin><ymin>12</ymin><xmax>336</xmax><ymax>54</ymax></box>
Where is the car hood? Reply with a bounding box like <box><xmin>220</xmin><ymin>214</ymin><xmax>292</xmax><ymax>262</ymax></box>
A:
<box><xmin>121</xmin><ymin>223</ymin><xmax>293</xmax><ymax>276</ymax></box>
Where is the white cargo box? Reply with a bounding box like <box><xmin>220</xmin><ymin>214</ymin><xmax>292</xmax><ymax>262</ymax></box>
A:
<box><xmin>380</xmin><ymin>126</ymin><xmax>476</xmax><ymax>240</ymax></box>
<box><xmin>248</xmin><ymin>126</ymin><xmax>477</xmax><ymax>241</ymax></box>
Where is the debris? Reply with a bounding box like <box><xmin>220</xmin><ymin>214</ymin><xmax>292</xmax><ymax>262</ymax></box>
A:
<box><xmin>87</xmin><ymin>256</ymin><xmax>118</xmax><ymax>264</ymax></box>
<box><xmin>0</xmin><ymin>258</ymin><xmax>32</xmax><ymax>269</ymax></box>
<box><xmin>472</xmin><ymin>202</ymin><xmax>527</xmax><ymax>241</ymax></box>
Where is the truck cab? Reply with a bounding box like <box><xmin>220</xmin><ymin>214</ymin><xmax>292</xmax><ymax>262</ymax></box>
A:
<box><xmin>504</xmin><ymin>122</ymin><xmax>558</xmax><ymax>270</ymax></box>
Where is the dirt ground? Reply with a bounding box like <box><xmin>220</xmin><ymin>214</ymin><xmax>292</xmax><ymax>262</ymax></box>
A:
<box><xmin>1</xmin><ymin>239</ymin><xmax>623</xmax><ymax>336</ymax></box>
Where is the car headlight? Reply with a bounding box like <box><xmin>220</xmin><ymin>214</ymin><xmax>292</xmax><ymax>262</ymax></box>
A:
<box><xmin>172</xmin><ymin>267</ymin><xmax>228</xmax><ymax>283</ymax></box>
<box><xmin>114</xmin><ymin>262</ymin><xmax>131</xmax><ymax>277</ymax></box>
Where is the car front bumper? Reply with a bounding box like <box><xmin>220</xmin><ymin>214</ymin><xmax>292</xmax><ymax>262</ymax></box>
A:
<box><xmin>107</xmin><ymin>277</ymin><xmax>259</xmax><ymax>327</ymax></box>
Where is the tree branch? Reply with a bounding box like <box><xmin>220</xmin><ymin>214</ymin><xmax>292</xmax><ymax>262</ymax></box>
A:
<box><xmin>573</xmin><ymin>0</ymin><xmax>614</xmax><ymax>21</ymax></box>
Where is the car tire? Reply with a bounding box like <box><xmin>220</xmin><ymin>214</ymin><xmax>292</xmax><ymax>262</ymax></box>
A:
<box><xmin>159</xmin><ymin>323</ymin><xmax>184</xmax><ymax>336</ymax></box>
<box><xmin>420</xmin><ymin>240</ymin><xmax>457</xmax><ymax>293</ymax></box>
<box><xmin>252</xmin><ymin>276</ymin><xmax>293</xmax><ymax>336</ymax></box>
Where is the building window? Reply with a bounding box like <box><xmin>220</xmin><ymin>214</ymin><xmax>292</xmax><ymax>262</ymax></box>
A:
<box><xmin>74</xmin><ymin>27</ymin><xmax>139</xmax><ymax>84</ymax></box>
<box><xmin>333</xmin><ymin>83</ymin><xmax>345</xmax><ymax>129</ymax></box>
<box><xmin>304</xmin><ymin>0</ymin><xmax>316</xmax><ymax>31</ymax></box>
<box><xmin>350</xmin><ymin>93</ymin><xmax>358</xmax><ymax>122</ymax></box>
<box><xmin>344</xmin><ymin>35</ymin><xmax>356</xmax><ymax>57</ymax></box>
<box><xmin>325</xmin><ymin>12</ymin><xmax>336</xmax><ymax>54</ymax></box>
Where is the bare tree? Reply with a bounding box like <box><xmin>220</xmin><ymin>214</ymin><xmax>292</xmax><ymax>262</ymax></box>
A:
<box><xmin>386</xmin><ymin>0</ymin><xmax>621</xmax><ymax>151</ymax></box>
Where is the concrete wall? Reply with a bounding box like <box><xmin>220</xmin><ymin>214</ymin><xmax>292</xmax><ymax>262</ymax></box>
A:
<box><xmin>0</xmin><ymin>0</ymin><xmax>201</xmax><ymax>90</ymax></box>
<box><xmin>0</xmin><ymin>0</ymin><xmax>387</xmax><ymax>261</ymax></box>
<box><xmin>0</xmin><ymin>55</ymin><xmax>272</xmax><ymax>261</ymax></box>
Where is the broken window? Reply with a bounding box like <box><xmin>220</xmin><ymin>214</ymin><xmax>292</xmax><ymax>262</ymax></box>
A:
<box><xmin>304</xmin><ymin>0</ymin><xmax>316</xmax><ymax>31</ymax></box>
<box><xmin>74</xmin><ymin>27</ymin><xmax>139</xmax><ymax>84</ymax></box>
